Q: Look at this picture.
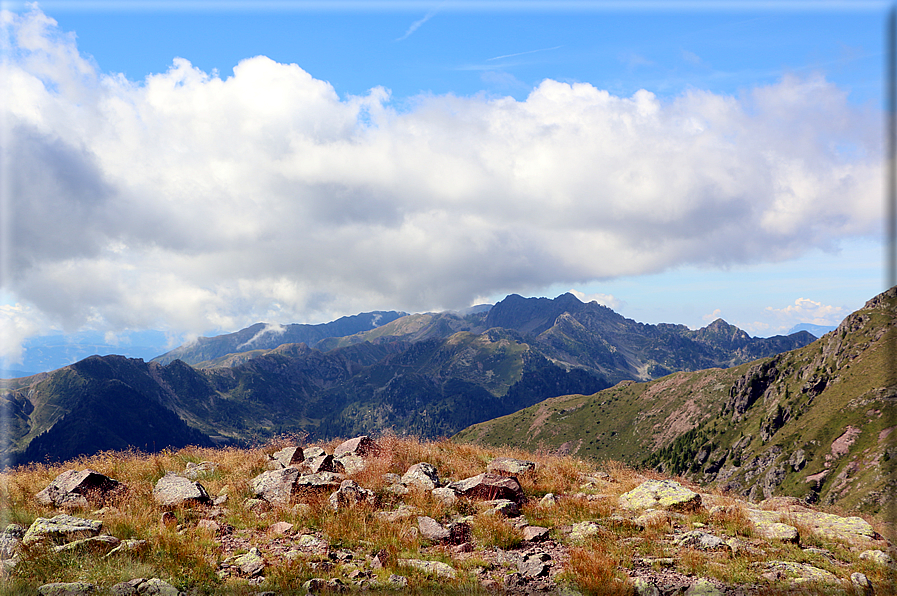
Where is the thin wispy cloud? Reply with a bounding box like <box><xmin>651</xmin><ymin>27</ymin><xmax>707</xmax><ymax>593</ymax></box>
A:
<box><xmin>396</xmin><ymin>9</ymin><xmax>437</xmax><ymax>41</ymax></box>
<box><xmin>487</xmin><ymin>45</ymin><xmax>561</xmax><ymax>62</ymax></box>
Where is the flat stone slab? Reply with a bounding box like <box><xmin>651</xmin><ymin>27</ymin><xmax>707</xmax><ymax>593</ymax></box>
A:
<box><xmin>23</xmin><ymin>515</ymin><xmax>102</xmax><ymax>545</ymax></box>
<box><xmin>399</xmin><ymin>558</ymin><xmax>457</xmax><ymax>579</ymax></box>
<box><xmin>675</xmin><ymin>531</ymin><xmax>726</xmax><ymax>550</ymax></box>
<box><xmin>487</xmin><ymin>457</ymin><xmax>536</xmax><ymax>477</ymax></box>
<box><xmin>38</xmin><ymin>582</ymin><xmax>96</xmax><ymax>596</ymax></box>
<box><xmin>618</xmin><ymin>480</ymin><xmax>701</xmax><ymax>512</ymax></box>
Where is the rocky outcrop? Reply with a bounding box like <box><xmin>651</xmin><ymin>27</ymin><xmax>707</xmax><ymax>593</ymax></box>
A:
<box><xmin>35</xmin><ymin>469</ymin><xmax>124</xmax><ymax>509</ymax></box>
<box><xmin>401</xmin><ymin>463</ymin><xmax>440</xmax><ymax>490</ymax></box>
<box><xmin>152</xmin><ymin>474</ymin><xmax>211</xmax><ymax>507</ymax></box>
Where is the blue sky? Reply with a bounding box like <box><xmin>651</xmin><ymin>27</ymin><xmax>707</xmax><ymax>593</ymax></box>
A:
<box><xmin>0</xmin><ymin>0</ymin><xmax>891</xmax><ymax>368</ymax></box>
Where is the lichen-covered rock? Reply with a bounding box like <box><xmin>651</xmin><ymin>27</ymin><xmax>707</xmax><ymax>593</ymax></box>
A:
<box><xmin>53</xmin><ymin>534</ymin><xmax>120</xmax><ymax>554</ymax></box>
<box><xmin>23</xmin><ymin>514</ymin><xmax>102</xmax><ymax>545</ymax></box>
<box><xmin>233</xmin><ymin>547</ymin><xmax>265</xmax><ymax>576</ymax></box>
<box><xmin>152</xmin><ymin>473</ymin><xmax>211</xmax><ymax>507</ymax></box>
<box><xmin>38</xmin><ymin>582</ymin><xmax>96</xmax><ymax>596</ymax></box>
<box><xmin>675</xmin><ymin>531</ymin><xmax>726</xmax><ymax>550</ymax></box>
<box><xmin>618</xmin><ymin>480</ymin><xmax>701</xmax><ymax>512</ymax></box>
<box><xmin>762</xmin><ymin>561</ymin><xmax>840</xmax><ymax>585</ymax></box>
<box><xmin>859</xmin><ymin>549</ymin><xmax>895</xmax><ymax>568</ymax></box>
<box><xmin>487</xmin><ymin>457</ymin><xmax>536</xmax><ymax>477</ymax></box>
<box><xmin>569</xmin><ymin>521</ymin><xmax>602</xmax><ymax>542</ymax></box>
<box><xmin>35</xmin><ymin>469</ymin><xmax>123</xmax><ymax>509</ymax></box>
<box><xmin>402</xmin><ymin>462</ymin><xmax>440</xmax><ymax>490</ymax></box>
<box><xmin>447</xmin><ymin>472</ymin><xmax>525</xmax><ymax>504</ymax></box>
<box><xmin>399</xmin><ymin>558</ymin><xmax>457</xmax><ymax>579</ymax></box>
<box><xmin>333</xmin><ymin>436</ymin><xmax>380</xmax><ymax>458</ymax></box>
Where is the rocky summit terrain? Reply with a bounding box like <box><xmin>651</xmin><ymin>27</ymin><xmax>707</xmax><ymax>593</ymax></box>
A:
<box><xmin>1</xmin><ymin>436</ymin><xmax>894</xmax><ymax>595</ymax></box>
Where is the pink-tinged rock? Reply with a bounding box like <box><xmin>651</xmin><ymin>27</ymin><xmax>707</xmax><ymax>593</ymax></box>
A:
<box><xmin>196</xmin><ymin>519</ymin><xmax>220</xmax><ymax>533</ymax></box>
<box><xmin>333</xmin><ymin>436</ymin><xmax>380</xmax><ymax>458</ymax></box>
<box><xmin>269</xmin><ymin>522</ymin><xmax>294</xmax><ymax>535</ymax></box>
<box><xmin>447</xmin><ymin>473</ymin><xmax>525</xmax><ymax>504</ymax></box>
<box><xmin>417</xmin><ymin>516</ymin><xmax>450</xmax><ymax>542</ymax></box>
<box><xmin>523</xmin><ymin>526</ymin><xmax>550</xmax><ymax>542</ymax></box>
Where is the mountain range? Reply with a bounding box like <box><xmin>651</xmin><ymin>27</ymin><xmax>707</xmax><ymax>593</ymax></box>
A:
<box><xmin>0</xmin><ymin>292</ymin><xmax>816</xmax><ymax>468</ymax></box>
<box><xmin>455</xmin><ymin>286</ymin><xmax>897</xmax><ymax>515</ymax></box>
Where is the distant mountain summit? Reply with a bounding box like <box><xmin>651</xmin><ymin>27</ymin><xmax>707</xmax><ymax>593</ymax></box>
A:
<box><xmin>152</xmin><ymin>310</ymin><xmax>407</xmax><ymax>366</ymax></box>
<box><xmin>786</xmin><ymin>322</ymin><xmax>837</xmax><ymax>337</ymax></box>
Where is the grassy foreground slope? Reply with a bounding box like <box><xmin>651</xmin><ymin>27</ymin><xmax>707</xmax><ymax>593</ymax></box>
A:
<box><xmin>455</xmin><ymin>287</ymin><xmax>897</xmax><ymax>516</ymax></box>
<box><xmin>1</xmin><ymin>437</ymin><xmax>894</xmax><ymax>595</ymax></box>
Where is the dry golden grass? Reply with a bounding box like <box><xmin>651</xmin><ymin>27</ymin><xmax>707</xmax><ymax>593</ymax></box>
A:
<box><xmin>564</xmin><ymin>538</ymin><xmax>632</xmax><ymax>596</ymax></box>
<box><xmin>2</xmin><ymin>436</ymin><xmax>892</xmax><ymax>595</ymax></box>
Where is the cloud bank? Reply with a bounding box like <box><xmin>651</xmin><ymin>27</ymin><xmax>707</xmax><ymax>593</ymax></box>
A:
<box><xmin>0</xmin><ymin>7</ymin><xmax>882</xmax><ymax>361</ymax></box>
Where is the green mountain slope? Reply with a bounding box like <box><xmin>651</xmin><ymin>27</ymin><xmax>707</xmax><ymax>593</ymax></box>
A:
<box><xmin>454</xmin><ymin>286</ymin><xmax>897</xmax><ymax>515</ymax></box>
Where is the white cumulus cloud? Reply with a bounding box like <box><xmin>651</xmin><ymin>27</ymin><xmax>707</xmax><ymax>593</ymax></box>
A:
<box><xmin>764</xmin><ymin>298</ymin><xmax>846</xmax><ymax>328</ymax></box>
<box><xmin>0</xmin><ymin>6</ymin><xmax>883</xmax><ymax>357</ymax></box>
